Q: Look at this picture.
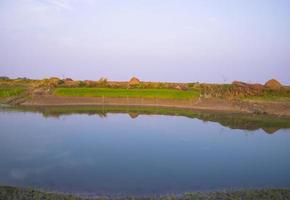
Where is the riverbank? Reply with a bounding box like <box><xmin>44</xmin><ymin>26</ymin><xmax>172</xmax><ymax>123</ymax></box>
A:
<box><xmin>18</xmin><ymin>94</ymin><xmax>290</xmax><ymax>117</ymax></box>
<box><xmin>1</xmin><ymin>77</ymin><xmax>290</xmax><ymax>117</ymax></box>
<box><xmin>1</xmin><ymin>186</ymin><xmax>290</xmax><ymax>200</ymax></box>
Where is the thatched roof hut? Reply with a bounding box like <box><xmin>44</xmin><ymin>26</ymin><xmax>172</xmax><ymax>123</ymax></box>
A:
<box><xmin>129</xmin><ymin>77</ymin><xmax>140</xmax><ymax>85</ymax></box>
<box><xmin>265</xmin><ymin>79</ymin><xmax>282</xmax><ymax>90</ymax></box>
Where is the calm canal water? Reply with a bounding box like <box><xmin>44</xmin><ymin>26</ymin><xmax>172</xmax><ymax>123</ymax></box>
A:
<box><xmin>0</xmin><ymin>107</ymin><xmax>290</xmax><ymax>196</ymax></box>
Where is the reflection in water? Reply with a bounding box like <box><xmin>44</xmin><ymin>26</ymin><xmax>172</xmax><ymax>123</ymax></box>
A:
<box><xmin>4</xmin><ymin>105</ymin><xmax>290</xmax><ymax>134</ymax></box>
<box><xmin>128</xmin><ymin>112</ymin><xmax>140</xmax><ymax>119</ymax></box>
<box><xmin>0</xmin><ymin>106</ymin><xmax>290</xmax><ymax>196</ymax></box>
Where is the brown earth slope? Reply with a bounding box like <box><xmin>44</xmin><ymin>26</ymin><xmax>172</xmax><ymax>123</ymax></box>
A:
<box><xmin>20</xmin><ymin>94</ymin><xmax>290</xmax><ymax>117</ymax></box>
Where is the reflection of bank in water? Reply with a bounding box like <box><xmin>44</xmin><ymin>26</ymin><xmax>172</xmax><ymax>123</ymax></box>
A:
<box><xmin>3</xmin><ymin>105</ymin><xmax>290</xmax><ymax>134</ymax></box>
<box><xmin>262</xmin><ymin>127</ymin><xmax>280</xmax><ymax>134</ymax></box>
<box><xmin>128</xmin><ymin>112</ymin><xmax>139</xmax><ymax>119</ymax></box>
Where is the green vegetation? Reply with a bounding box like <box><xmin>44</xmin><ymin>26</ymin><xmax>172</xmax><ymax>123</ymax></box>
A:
<box><xmin>0</xmin><ymin>186</ymin><xmax>84</xmax><ymax>200</ymax></box>
<box><xmin>0</xmin><ymin>78</ymin><xmax>34</xmax><ymax>100</ymax></box>
<box><xmin>245</xmin><ymin>89</ymin><xmax>290</xmax><ymax>101</ymax></box>
<box><xmin>183</xmin><ymin>188</ymin><xmax>290</xmax><ymax>200</ymax></box>
<box><xmin>54</xmin><ymin>88</ymin><xmax>200</xmax><ymax>99</ymax></box>
<box><xmin>1</xmin><ymin>77</ymin><xmax>290</xmax><ymax>104</ymax></box>
<box><xmin>0</xmin><ymin>87</ymin><xmax>25</xmax><ymax>98</ymax></box>
<box><xmin>1</xmin><ymin>186</ymin><xmax>290</xmax><ymax>200</ymax></box>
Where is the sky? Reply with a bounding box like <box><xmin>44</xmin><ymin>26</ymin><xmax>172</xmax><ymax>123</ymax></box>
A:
<box><xmin>0</xmin><ymin>0</ymin><xmax>290</xmax><ymax>84</ymax></box>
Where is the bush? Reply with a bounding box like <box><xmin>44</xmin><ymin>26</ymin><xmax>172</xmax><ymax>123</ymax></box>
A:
<box><xmin>61</xmin><ymin>80</ymin><xmax>81</xmax><ymax>87</ymax></box>
<box><xmin>96</xmin><ymin>77</ymin><xmax>108</xmax><ymax>87</ymax></box>
<box><xmin>0</xmin><ymin>76</ymin><xmax>9</xmax><ymax>80</ymax></box>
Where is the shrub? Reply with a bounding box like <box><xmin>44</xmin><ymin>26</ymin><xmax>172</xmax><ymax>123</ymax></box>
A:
<box><xmin>84</xmin><ymin>80</ymin><xmax>96</xmax><ymax>87</ymax></box>
<box><xmin>0</xmin><ymin>76</ymin><xmax>9</xmax><ymax>80</ymax></box>
<box><xmin>62</xmin><ymin>80</ymin><xmax>81</xmax><ymax>87</ymax></box>
<box><xmin>96</xmin><ymin>77</ymin><xmax>108</xmax><ymax>87</ymax></box>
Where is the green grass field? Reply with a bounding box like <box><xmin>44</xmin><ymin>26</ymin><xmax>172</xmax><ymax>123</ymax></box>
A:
<box><xmin>0</xmin><ymin>87</ymin><xmax>25</xmax><ymax>98</ymax></box>
<box><xmin>54</xmin><ymin>88</ymin><xmax>201</xmax><ymax>99</ymax></box>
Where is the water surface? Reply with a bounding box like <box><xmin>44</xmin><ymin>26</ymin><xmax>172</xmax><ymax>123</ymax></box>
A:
<box><xmin>0</xmin><ymin>106</ymin><xmax>290</xmax><ymax>196</ymax></box>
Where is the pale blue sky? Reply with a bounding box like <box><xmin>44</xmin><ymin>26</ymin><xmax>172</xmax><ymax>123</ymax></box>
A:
<box><xmin>0</xmin><ymin>0</ymin><xmax>290</xmax><ymax>84</ymax></box>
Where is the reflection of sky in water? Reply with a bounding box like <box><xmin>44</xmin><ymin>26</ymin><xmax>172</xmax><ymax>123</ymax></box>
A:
<box><xmin>0</xmin><ymin>110</ymin><xmax>290</xmax><ymax>196</ymax></box>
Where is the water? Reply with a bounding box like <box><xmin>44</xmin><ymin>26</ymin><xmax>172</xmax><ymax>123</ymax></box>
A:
<box><xmin>0</xmin><ymin>106</ymin><xmax>290</xmax><ymax>196</ymax></box>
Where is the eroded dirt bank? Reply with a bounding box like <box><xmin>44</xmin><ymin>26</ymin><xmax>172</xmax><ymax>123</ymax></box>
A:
<box><xmin>20</xmin><ymin>95</ymin><xmax>290</xmax><ymax>117</ymax></box>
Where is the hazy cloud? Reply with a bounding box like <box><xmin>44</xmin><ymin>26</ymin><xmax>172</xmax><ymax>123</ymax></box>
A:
<box><xmin>37</xmin><ymin>0</ymin><xmax>73</xmax><ymax>10</ymax></box>
<box><xmin>0</xmin><ymin>0</ymin><xmax>290</xmax><ymax>83</ymax></box>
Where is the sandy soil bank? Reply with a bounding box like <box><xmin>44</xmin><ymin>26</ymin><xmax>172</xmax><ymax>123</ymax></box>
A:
<box><xmin>20</xmin><ymin>95</ymin><xmax>290</xmax><ymax>117</ymax></box>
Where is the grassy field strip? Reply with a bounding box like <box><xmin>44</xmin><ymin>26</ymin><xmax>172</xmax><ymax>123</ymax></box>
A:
<box><xmin>0</xmin><ymin>87</ymin><xmax>25</xmax><ymax>97</ymax></box>
<box><xmin>54</xmin><ymin>88</ymin><xmax>201</xmax><ymax>99</ymax></box>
